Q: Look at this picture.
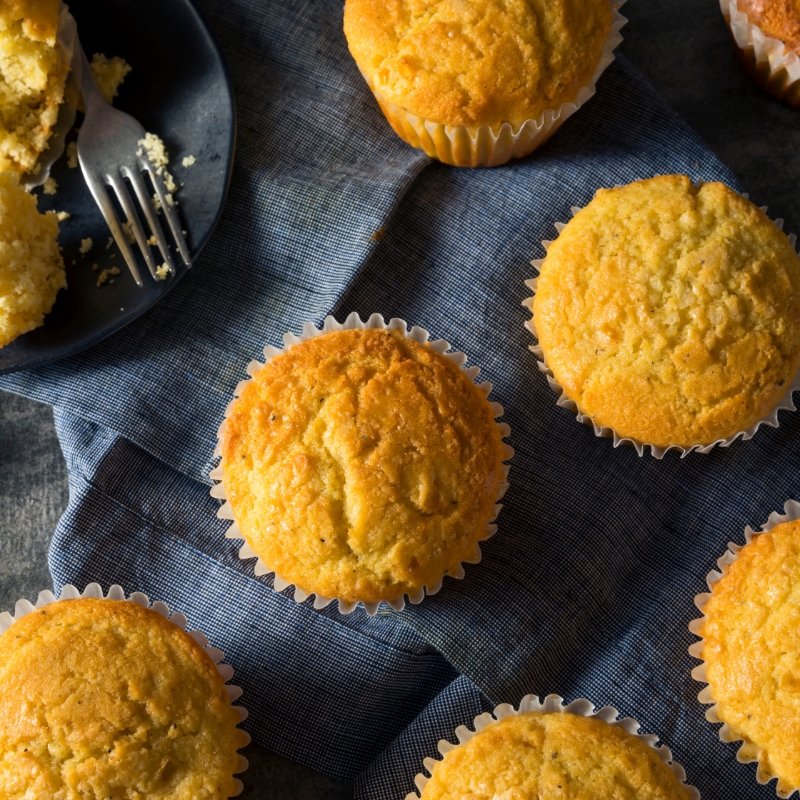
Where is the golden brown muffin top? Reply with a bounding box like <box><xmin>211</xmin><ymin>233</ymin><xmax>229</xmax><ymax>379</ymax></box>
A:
<box><xmin>738</xmin><ymin>0</ymin><xmax>800</xmax><ymax>56</ymax></box>
<box><xmin>420</xmin><ymin>711</ymin><xmax>692</xmax><ymax>800</ymax></box>
<box><xmin>700</xmin><ymin>519</ymin><xmax>800</xmax><ymax>796</ymax></box>
<box><xmin>532</xmin><ymin>174</ymin><xmax>800</xmax><ymax>449</ymax></box>
<box><xmin>221</xmin><ymin>328</ymin><xmax>507</xmax><ymax>605</ymax></box>
<box><xmin>343</xmin><ymin>0</ymin><xmax>613</xmax><ymax>129</ymax></box>
<box><xmin>0</xmin><ymin>598</ymin><xmax>245</xmax><ymax>800</ymax></box>
<box><xmin>0</xmin><ymin>0</ymin><xmax>58</xmax><ymax>44</ymax></box>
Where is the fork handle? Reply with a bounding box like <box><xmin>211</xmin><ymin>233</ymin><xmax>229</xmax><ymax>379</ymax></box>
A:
<box><xmin>78</xmin><ymin>41</ymin><xmax>109</xmax><ymax>114</ymax></box>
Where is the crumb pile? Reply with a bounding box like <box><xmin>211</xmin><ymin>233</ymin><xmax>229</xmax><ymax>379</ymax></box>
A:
<box><xmin>90</xmin><ymin>52</ymin><xmax>131</xmax><ymax>103</ymax></box>
<box><xmin>221</xmin><ymin>327</ymin><xmax>507</xmax><ymax>604</ymax></box>
<box><xmin>420</xmin><ymin>712</ymin><xmax>693</xmax><ymax>800</ymax></box>
<box><xmin>0</xmin><ymin>0</ymin><xmax>70</xmax><ymax>174</ymax></box>
<box><xmin>0</xmin><ymin>170</ymin><xmax>65</xmax><ymax>348</ymax></box>
<box><xmin>0</xmin><ymin>597</ymin><xmax>246</xmax><ymax>799</ymax></box>
<box><xmin>137</xmin><ymin>132</ymin><xmax>177</xmax><ymax>208</ymax></box>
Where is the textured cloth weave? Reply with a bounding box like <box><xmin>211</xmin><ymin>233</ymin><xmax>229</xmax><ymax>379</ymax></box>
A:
<box><xmin>1</xmin><ymin>1</ymin><xmax>797</xmax><ymax>798</ymax></box>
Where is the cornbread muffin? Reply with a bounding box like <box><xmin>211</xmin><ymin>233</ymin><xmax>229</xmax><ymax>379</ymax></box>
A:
<box><xmin>737</xmin><ymin>0</ymin><xmax>800</xmax><ymax>57</ymax></box>
<box><xmin>0</xmin><ymin>597</ymin><xmax>245</xmax><ymax>799</ymax></box>
<box><xmin>221</xmin><ymin>327</ymin><xmax>507</xmax><ymax>605</ymax></box>
<box><xmin>0</xmin><ymin>0</ymin><xmax>70</xmax><ymax>174</ymax></box>
<box><xmin>343</xmin><ymin>0</ymin><xmax>614</xmax><ymax>165</ymax></box>
<box><xmin>699</xmin><ymin>519</ymin><xmax>800</xmax><ymax>795</ymax></box>
<box><xmin>0</xmin><ymin>170</ymin><xmax>65</xmax><ymax>348</ymax></box>
<box><xmin>532</xmin><ymin>174</ymin><xmax>800</xmax><ymax>449</ymax></box>
<box><xmin>722</xmin><ymin>0</ymin><xmax>800</xmax><ymax>107</ymax></box>
<box><xmin>420</xmin><ymin>712</ymin><xmax>692</xmax><ymax>800</ymax></box>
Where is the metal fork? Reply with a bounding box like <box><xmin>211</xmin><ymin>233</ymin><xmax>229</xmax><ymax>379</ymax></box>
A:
<box><xmin>77</xmin><ymin>41</ymin><xmax>191</xmax><ymax>286</ymax></box>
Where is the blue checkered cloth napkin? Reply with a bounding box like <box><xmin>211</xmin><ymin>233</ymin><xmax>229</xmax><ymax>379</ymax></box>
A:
<box><xmin>2</xmin><ymin>0</ymin><xmax>797</xmax><ymax>797</ymax></box>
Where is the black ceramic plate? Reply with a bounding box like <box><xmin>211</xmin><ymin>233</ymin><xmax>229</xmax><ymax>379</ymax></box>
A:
<box><xmin>0</xmin><ymin>0</ymin><xmax>235</xmax><ymax>374</ymax></box>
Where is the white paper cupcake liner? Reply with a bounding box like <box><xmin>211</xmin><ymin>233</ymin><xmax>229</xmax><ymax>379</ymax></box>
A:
<box><xmin>404</xmin><ymin>693</ymin><xmax>699</xmax><ymax>800</ymax></box>
<box><xmin>720</xmin><ymin>0</ymin><xmax>800</xmax><ymax>108</ymax></box>
<box><xmin>362</xmin><ymin>1</ymin><xmax>626</xmax><ymax>168</ymax></box>
<box><xmin>689</xmin><ymin>499</ymin><xmax>800</xmax><ymax>798</ymax></box>
<box><xmin>0</xmin><ymin>582</ymin><xmax>251</xmax><ymax>798</ymax></box>
<box><xmin>210</xmin><ymin>311</ymin><xmax>514</xmax><ymax>617</ymax></box>
<box><xmin>24</xmin><ymin>1</ymin><xmax>80</xmax><ymax>189</ymax></box>
<box><xmin>522</xmin><ymin>199</ymin><xmax>800</xmax><ymax>459</ymax></box>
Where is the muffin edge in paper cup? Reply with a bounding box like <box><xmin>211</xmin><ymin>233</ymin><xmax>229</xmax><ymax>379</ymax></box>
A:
<box><xmin>404</xmin><ymin>693</ymin><xmax>700</xmax><ymax>800</ymax></box>
<box><xmin>24</xmin><ymin>1</ymin><xmax>81</xmax><ymax>189</ymax></box>
<box><xmin>209</xmin><ymin>311</ymin><xmax>514</xmax><ymax>617</ymax></box>
<box><xmin>521</xmin><ymin>201</ymin><xmax>800</xmax><ymax>459</ymax></box>
<box><xmin>688</xmin><ymin>499</ymin><xmax>800</xmax><ymax>799</ymax></box>
<box><xmin>361</xmin><ymin>1</ymin><xmax>626</xmax><ymax>168</ymax></box>
<box><xmin>0</xmin><ymin>582</ymin><xmax>251</xmax><ymax>798</ymax></box>
<box><xmin>720</xmin><ymin>0</ymin><xmax>800</xmax><ymax>109</ymax></box>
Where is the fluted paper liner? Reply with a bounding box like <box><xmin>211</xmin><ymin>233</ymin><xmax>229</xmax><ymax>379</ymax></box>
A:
<box><xmin>0</xmin><ymin>582</ymin><xmax>251</xmax><ymax>798</ymax></box>
<box><xmin>522</xmin><ymin>199</ymin><xmax>800</xmax><ymax>458</ymax></box>
<box><xmin>404</xmin><ymin>693</ymin><xmax>699</xmax><ymax>800</ymax></box>
<box><xmin>360</xmin><ymin>2</ymin><xmax>627</xmax><ymax>168</ymax></box>
<box><xmin>210</xmin><ymin>311</ymin><xmax>513</xmax><ymax>617</ymax></box>
<box><xmin>720</xmin><ymin>0</ymin><xmax>800</xmax><ymax>108</ymax></box>
<box><xmin>689</xmin><ymin>499</ymin><xmax>800</xmax><ymax>798</ymax></box>
<box><xmin>24</xmin><ymin>1</ymin><xmax>81</xmax><ymax>189</ymax></box>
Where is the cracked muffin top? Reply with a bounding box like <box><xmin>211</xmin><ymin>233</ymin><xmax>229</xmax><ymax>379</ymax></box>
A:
<box><xmin>220</xmin><ymin>327</ymin><xmax>507</xmax><ymax>605</ymax></box>
<box><xmin>532</xmin><ymin>174</ymin><xmax>800</xmax><ymax>449</ymax></box>
<box><xmin>0</xmin><ymin>597</ymin><xmax>245</xmax><ymax>800</ymax></box>
<box><xmin>699</xmin><ymin>518</ymin><xmax>800</xmax><ymax>797</ymax></box>
<box><xmin>737</xmin><ymin>0</ymin><xmax>800</xmax><ymax>56</ymax></box>
<box><xmin>419</xmin><ymin>711</ymin><xmax>693</xmax><ymax>800</ymax></box>
<box><xmin>343</xmin><ymin>0</ymin><xmax>613</xmax><ymax>129</ymax></box>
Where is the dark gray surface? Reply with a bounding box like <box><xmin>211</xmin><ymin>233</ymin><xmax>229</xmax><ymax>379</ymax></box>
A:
<box><xmin>0</xmin><ymin>0</ymin><xmax>797</xmax><ymax>797</ymax></box>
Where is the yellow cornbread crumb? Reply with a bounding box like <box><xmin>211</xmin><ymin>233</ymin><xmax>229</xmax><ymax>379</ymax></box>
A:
<box><xmin>42</xmin><ymin>175</ymin><xmax>56</xmax><ymax>194</ymax></box>
<box><xmin>221</xmin><ymin>327</ymin><xmax>506</xmax><ymax>604</ymax></box>
<box><xmin>90</xmin><ymin>262</ymin><xmax>98</xmax><ymax>270</ymax></box>
<box><xmin>343</xmin><ymin>0</ymin><xmax>612</xmax><ymax>129</ymax></box>
<box><xmin>65</xmin><ymin>139</ymin><xmax>77</xmax><ymax>168</ymax></box>
<box><xmin>182</xmin><ymin>154</ymin><xmax>196</xmax><ymax>167</ymax></box>
<box><xmin>156</xmin><ymin>263</ymin><xmax>170</xmax><ymax>280</ymax></box>
<box><xmin>0</xmin><ymin>597</ymin><xmax>245</xmax><ymax>800</ymax></box>
<box><xmin>148</xmin><ymin>233</ymin><xmax>158</xmax><ymax>246</ymax></box>
<box><xmin>700</xmin><ymin>519</ymin><xmax>800</xmax><ymax>796</ymax></box>
<box><xmin>96</xmin><ymin>265</ymin><xmax>119</xmax><ymax>286</ymax></box>
<box><xmin>532</xmin><ymin>175</ymin><xmax>800</xmax><ymax>448</ymax></box>
<box><xmin>138</xmin><ymin>132</ymin><xmax>178</xmax><ymax>193</ymax></box>
<box><xmin>0</xmin><ymin>0</ymin><xmax>70</xmax><ymax>174</ymax></box>
<box><xmin>78</xmin><ymin>236</ymin><xmax>91</xmax><ymax>254</ymax></box>
<box><xmin>122</xmin><ymin>219</ymin><xmax>135</xmax><ymax>244</ymax></box>
<box><xmin>420</xmin><ymin>712</ymin><xmax>692</xmax><ymax>800</ymax></box>
<box><xmin>89</xmin><ymin>52</ymin><xmax>131</xmax><ymax>103</ymax></box>
<box><xmin>55</xmin><ymin>210</ymin><xmax>68</xmax><ymax>221</ymax></box>
<box><xmin>0</xmin><ymin>170</ymin><xmax>64</xmax><ymax>347</ymax></box>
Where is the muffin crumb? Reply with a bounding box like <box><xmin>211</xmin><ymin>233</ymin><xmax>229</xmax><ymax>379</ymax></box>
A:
<box><xmin>90</xmin><ymin>53</ymin><xmax>132</xmax><ymax>104</ymax></box>
<box><xmin>55</xmin><ymin>210</ymin><xmax>69</xmax><ymax>221</ymax></box>
<box><xmin>79</xmin><ymin>237</ymin><xmax>92</xmax><ymax>254</ymax></box>
<box><xmin>156</xmin><ymin>263</ymin><xmax>170</xmax><ymax>280</ymax></box>
<box><xmin>182</xmin><ymin>155</ymin><xmax>196</xmax><ymax>167</ymax></box>
<box><xmin>42</xmin><ymin>177</ymin><xmax>57</xmax><ymax>195</ymax></box>
<box><xmin>97</xmin><ymin>266</ymin><xmax>120</xmax><ymax>286</ymax></box>
<box><xmin>66</xmin><ymin>141</ymin><xmax>78</xmax><ymax>168</ymax></box>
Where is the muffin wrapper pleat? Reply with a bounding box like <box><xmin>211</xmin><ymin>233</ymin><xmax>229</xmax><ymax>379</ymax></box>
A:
<box><xmin>361</xmin><ymin>1</ymin><xmax>627</xmax><ymax>168</ymax></box>
<box><xmin>404</xmin><ymin>693</ymin><xmax>699</xmax><ymax>800</ymax></box>
<box><xmin>688</xmin><ymin>500</ymin><xmax>800</xmax><ymax>799</ymax></box>
<box><xmin>522</xmin><ymin>201</ymin><xmax>800</xmax><ymax>458</ymax></box>
<box><xmin>24</xmin><ymin>1</ymin><xmax>81</xmax><ymax>188</ymax></box>
<box><xmin>720</xmin><ymin>0</ymin><xmax>800</xmax><ymax>109</ymax></box>
<box><xmin>210</xmin><ymin>311</ymin><xmax>514</xmax><ymax>617</ymax></box>
<box><xmin>0</xmin><ymin>582</ymin><xmax>251</xmax><ymax>798</ymax></box>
